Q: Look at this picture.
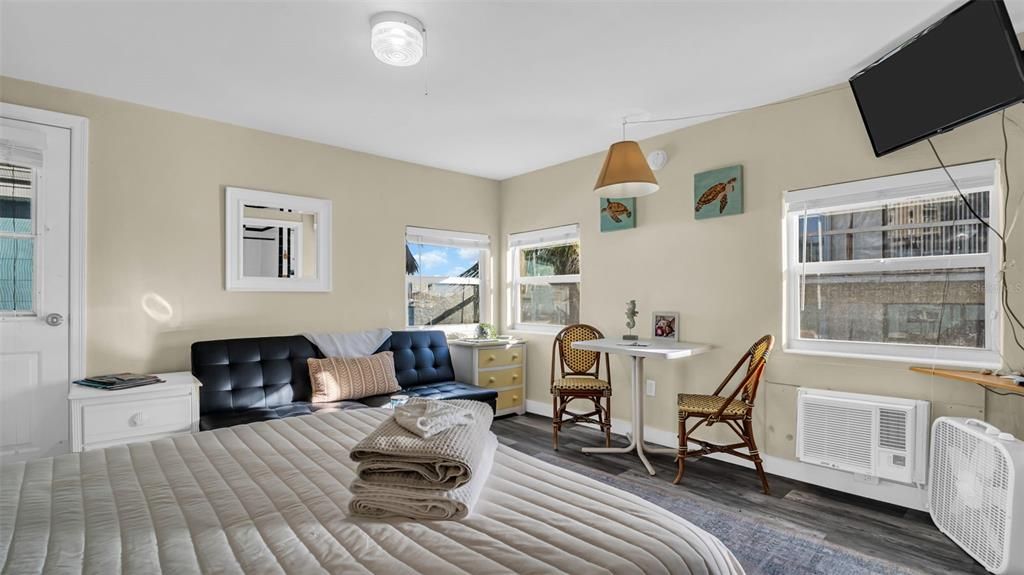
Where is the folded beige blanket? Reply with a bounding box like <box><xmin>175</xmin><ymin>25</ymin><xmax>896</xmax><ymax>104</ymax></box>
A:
<box><xmin>394</xmin><ymin>398</ymin><xmax>475</xmax><ymax>438</ymax></box>
<box><xmin>350</xmin><ymin>398</ymin><xmax>493</xmax><ymax>490</ymax></box>
<box><xmin>349</xmin><ymin>432</ymin><xmax>497</xmax><ymax>520</ymax></box>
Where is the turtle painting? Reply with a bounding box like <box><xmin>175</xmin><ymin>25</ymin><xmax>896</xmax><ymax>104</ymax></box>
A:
<box><xmin>599</xmin><ymin>197</ymin><xmax>636</xmax><ymax>232</ymax></box>
<box><xmin>601</xmin><ymin>199</ymin><xmax>633</xmax><ymax>223</ymax></box>
<box><xmin>693</xmin><ymin>165</ymin><xmax>743</xmax><ymax>220</ymax></box>
<box><xmin>695</xmin><ymin>177</ymin><xmax>737</xmax><ymax>214</ymax></box>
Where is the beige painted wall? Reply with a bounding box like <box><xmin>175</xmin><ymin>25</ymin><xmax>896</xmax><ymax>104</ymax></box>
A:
<box><xmin>0</xmin><ymin>77</ymin><xmax>500</xmax><ymax>375</ymax></box>
<box><xmin>500</xmin><ymin>85</ymin><xmax>1024</xmax><ymax>456</ymax></box>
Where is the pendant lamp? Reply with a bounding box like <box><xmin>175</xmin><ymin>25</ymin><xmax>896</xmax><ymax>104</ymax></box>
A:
<box><xmin>594</xmin><ymin>119</ymin><xmax>658</xmax><ymax>196</ymax></box>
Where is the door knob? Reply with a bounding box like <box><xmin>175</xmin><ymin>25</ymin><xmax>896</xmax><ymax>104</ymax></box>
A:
<box><xmin>45</xmin><ymin>313</ymin><xmax>64</xmax><ymax>327</ymax></box>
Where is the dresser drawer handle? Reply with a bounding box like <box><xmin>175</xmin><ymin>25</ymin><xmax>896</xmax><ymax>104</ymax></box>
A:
<box><xmin>488</xmin><ymin>377</ymin><xmax>496</xmax><ymax>384</ymax></box>
<box><xmin>511</xmin><ymin>354</ymin><xmax>519</xmax><ymax>360</ymax></box>
<box><xmin>487</xmin><ymin>355</ymin><xmax>496</xmax><ymax>361</ymax></box>
<box><xmin>512</xmin><ymin>374</ymin><xmax>518</xmax><ymax>380</ymax></box>
<box><xmin>128</xmin><ymin>412</ymin><xmax>144</xmax><ymax>427</ymax></box>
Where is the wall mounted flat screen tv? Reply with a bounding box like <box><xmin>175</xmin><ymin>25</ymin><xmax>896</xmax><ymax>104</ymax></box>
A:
<box><xmin>850</xmin><ymin>0</ymin><xmax>1024</xmax><ymax>157</ymax></box>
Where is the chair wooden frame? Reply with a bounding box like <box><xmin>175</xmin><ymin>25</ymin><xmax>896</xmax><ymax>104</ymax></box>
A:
<box><xmin>550</xmin><ymin>324</ymin><xmax>612</xmax><ymax>450</ymax></box>
<box><xmin>674</xmin><ymin>335</ymin><xmax>774</xmax><ymax>494</ymax></box>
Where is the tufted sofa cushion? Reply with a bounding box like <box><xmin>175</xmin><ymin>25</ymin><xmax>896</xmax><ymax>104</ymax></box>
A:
<box><xmin>192</xmin><ymin>336</ymin><xmax>320</xmax><ymax>415</ymax></box>
<box><xmin>374</xmin><ymin>330</ymin><xmax>455</xmax><ymax>388</ymax></box>
<box><xmin>191</xmin><ymin>330</ymin><xmax>497</xmax><ymax>430</ymax></box>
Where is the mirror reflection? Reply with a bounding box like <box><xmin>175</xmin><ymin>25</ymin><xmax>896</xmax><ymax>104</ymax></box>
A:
<box><xmin>241</xmin><ymin>205</ymin><xmax>317</xmax><ymax>279</ymax></box>
<box><xmin>225</xmin><ymin>186</ymin><xmax>332</xmax><ymax>292</ymax></box>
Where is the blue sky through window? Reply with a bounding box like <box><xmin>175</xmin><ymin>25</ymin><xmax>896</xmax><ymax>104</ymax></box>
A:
<box><xmin>409</xmin><ymin>243</ymin><xmax>478</xmax><ymax>277</ymax></box>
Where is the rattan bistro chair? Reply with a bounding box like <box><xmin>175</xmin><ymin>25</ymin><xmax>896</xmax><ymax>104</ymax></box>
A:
<box><xmin>674</xmin><ymin>334</ymin><xmax>775</xmax><ymax>494</ymax></box>
<box><xmin>550</xmin><ymin>324</ymin><xmax>612</xmax><ymax>450</ymax></box>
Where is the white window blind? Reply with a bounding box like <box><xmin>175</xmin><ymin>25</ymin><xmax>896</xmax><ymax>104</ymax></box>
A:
<box><xmin>508</xmin><ymin>224</ymin><xmax>579</xmax><ymax>248</ymax></box>
<box><xmin>406</xmin><ymin>226</ymin><xmax>489</xmax><ymax>249</ymax></box>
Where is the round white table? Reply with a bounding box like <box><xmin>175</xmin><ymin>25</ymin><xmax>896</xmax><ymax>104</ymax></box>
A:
<box><xmin>570</xmin><ymin>338</ymin><xmax>712</xmax><ymax>475</ymax></box>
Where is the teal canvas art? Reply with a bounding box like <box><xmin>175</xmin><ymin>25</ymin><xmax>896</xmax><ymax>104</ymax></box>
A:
<box><xmin>694</xmin><ymin>165</ymin><xmax>743</xmax><ymax>220</ymax></box>
<box><xmin>599</xmin><ymin>197</ymin><xmax>636</xmax><ymax>232</ymax></box>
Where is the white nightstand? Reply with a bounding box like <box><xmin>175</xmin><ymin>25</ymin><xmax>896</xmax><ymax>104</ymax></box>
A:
<box><xmin>450</xmin><ymin>339</ymin><xmax>526</xmax><ymax>416</ymax></box>
<box><xmin>68</xmin><ymin>372</ymin><xmax>201</xmax><ymax>452</ymax></box>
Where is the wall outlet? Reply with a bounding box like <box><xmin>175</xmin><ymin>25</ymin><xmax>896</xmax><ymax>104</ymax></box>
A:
<box><xmin>646</xmin><ymin>379</ymin><xmax>656</xmax><ymax>397</ymax></box>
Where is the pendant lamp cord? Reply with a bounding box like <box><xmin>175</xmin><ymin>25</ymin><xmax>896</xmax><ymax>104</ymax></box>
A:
<box><xmin>422</xmin><ymin>28</ymin><xmax>429</xmax><ymax>96</ymax></box>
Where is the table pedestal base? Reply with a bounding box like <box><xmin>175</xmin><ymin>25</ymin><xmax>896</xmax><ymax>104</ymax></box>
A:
<box><xmin>582</xmin><ymin>355</ymin><xmax>676</xmax><ymax>475</ymax></box>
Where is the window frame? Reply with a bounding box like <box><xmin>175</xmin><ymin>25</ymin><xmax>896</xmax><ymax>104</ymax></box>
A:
<box><xmin>508</xmin><ymin>224</ymin><xmax>581</xmax><ymax>334</ymax></box>
<box><xmin>405</xmin><ymin>226</ymin><xmax>490</xmax><ymax>334</ymax></box>
<box><xmin>782</xmin><ymin>160</ymin><xmax>1002</xmax><ymax>368</ymax></box>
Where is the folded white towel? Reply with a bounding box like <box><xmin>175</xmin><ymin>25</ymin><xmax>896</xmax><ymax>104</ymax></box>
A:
<box><xmin>349</xmin><ymin>432</ymin><xmax>497</xmax><ymax>520</ymax></box>
<box><xmin>394</xmin><ymin>398</ymin><xmax>476</xmax><ymax>438</ymax></box>
<box><xmin>351</xmin><ymin>399</ymin><xmax>494</xmax><ymax>490</ymax></box>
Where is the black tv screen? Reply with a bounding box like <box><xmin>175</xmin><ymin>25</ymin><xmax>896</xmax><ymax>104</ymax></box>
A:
<box><xmin>850</xmin><ymin>0</ymin><xmax>1024</xmax><ymax>157</ymax></box>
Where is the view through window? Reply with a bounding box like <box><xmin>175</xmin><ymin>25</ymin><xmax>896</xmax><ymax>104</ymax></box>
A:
<box><xmin>405</xmin><ymin>227</ymin><xmax>488</xmax><ymax>327</ymax></box>
<box><xmin>0</xmin><ymin>164</ymin><xmax>34</xmax><ymax>314</ymax></box>
<box><xmin>510</xmin><ymin>225</ymin><xmax>580</xmax><ymax>329</ymax></box>
<box><xmin>785</xmin><ymin>162</ymin><xmax>1000</xmax><ymax>364</ymax></box>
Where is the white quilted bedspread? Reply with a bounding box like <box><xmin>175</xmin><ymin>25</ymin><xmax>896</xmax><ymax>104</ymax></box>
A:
<box><xmin>0</xmin><ymin>408</ymin><xmax>743</xmax><ymax>574</ymax></box>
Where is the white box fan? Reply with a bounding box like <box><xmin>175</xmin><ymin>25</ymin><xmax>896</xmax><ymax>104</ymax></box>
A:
<box><xmin>930</xmin><ymin>418</ymin><xmax>1024</xmax><ymax>574</ymax></box>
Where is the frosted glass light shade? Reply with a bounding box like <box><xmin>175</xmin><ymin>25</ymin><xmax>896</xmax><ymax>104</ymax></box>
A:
<box><xmin>594</xmin><ymin>141</ymin><xmax>659</xmax><ymax>197</ymax></box>
<box><xmin>370</xmin><ymin>12</ymin><xmax>425</xmax><ymax>67</ymax></box>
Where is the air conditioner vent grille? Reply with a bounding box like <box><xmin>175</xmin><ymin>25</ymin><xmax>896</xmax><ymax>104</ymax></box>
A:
<box><xmin>800</xmin><ymin>401</ymin><xmax>874</xmax><ymax>473</ymax></box>
<box><xmin>879</xmin><ymin>408</ymin><xmax>908</xmax><ymax>451</ymax></box>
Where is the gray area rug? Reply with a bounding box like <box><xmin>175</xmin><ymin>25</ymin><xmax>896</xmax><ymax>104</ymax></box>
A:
<box><xmin>532</xmin><ymin>452</ymin><xmax>923</xmax><ymax>575</ymax></box>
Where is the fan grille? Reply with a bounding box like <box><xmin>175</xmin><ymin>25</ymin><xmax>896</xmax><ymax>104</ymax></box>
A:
<box><xmin>931</xmin><ymin>420</ymin><xmax>1011</xmax><ymax>570</ymax></box>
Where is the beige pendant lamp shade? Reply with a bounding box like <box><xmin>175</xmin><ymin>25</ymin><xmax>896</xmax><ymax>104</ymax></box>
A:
<box><xmin>594</xmin><ymin>140</ymin><xmax>659</xmax><ymax>197</ymax></box>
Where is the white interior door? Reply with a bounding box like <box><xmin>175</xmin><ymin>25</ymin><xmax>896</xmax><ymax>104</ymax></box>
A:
<box><xmin>0</xmin><ymin>116</ymin><xmax>72</xmax><ymax>462</ymax></box>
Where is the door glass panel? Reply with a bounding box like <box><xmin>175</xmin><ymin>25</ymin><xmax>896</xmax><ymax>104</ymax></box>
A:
<box><xmin>0</xmin><ymin>163</ymin><xmax>34</xmax><ymax>314</ymax></box>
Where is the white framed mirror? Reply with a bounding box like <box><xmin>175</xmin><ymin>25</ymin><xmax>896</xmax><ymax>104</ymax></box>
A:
<box><xmin>225</xmin><ymin>186</ymin><xmax>332</xmax><ymax>292</ymax></box>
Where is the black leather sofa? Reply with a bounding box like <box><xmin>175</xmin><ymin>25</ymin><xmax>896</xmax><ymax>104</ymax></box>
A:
<box><xmin>191</xmin><ymin>330</ymin><xmax>497</xmax><ymax>430</ymax></box>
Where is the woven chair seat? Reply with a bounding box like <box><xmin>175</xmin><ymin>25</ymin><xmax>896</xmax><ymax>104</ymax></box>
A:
<box><xmin>552</xmin><ymin>377</ymin><xmax>611</xmax><ymax>394</ymax></box>
<box><xmin>677</xmin><ymin>393</ymin><xmax>747</xmax><ymax>417</ymax></box>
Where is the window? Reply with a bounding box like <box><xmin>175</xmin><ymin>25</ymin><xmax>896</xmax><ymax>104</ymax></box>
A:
<box><xmin>405</xmin><ymin>226</ymin><xmax>489</xmax><ymax>329</ymax></box>
<box><xmin>509</xmin><ymin>224</ymin><xmax>580</xmax><ymax>332</ymax></box>
<box><xmin>783</xmin><ymin>160</ymin><xmax>1001</xmax><ymax>367</ymax></box>
<box><xmin>0</xmin><ymin>163</ymin><xmax>35</xmax><ymax>315</ymax></box>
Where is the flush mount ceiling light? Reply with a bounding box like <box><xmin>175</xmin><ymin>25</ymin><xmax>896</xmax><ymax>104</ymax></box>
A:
<box><xmin>370</xmin><ymin>11</ymin><xmax>425</xmax><ymax>67</ymax></box>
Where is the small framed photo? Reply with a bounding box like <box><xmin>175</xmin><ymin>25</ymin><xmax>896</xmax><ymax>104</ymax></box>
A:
<box><xmin>652</xmin><ymin>312</ymin><xmax>679</xmax><ymax>341</ymax></box>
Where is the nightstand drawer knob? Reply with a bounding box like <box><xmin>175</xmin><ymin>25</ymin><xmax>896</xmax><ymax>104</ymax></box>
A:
<box><xmin>512</xmin><ymin>374</ymin><xmax>518</xmax><ymax>380</ymax></box>
<box><xmin>488</xmin><ymin>355</ymin><xmax>496</xmax><ymax>361</ymax></box>
<box><xmin>488</xmin><ymin>377</ymin><xmax>496</xmax><ymax>384</ymax></box>
<box><xmin>511</xmin><ymin>354</ymin><xmax>518</xmax><ymax>360</ymax></box>
<box><xmin>128</xmin><ymin>412</ymin><xmax>144</xmax><ymax>427</ymax></box>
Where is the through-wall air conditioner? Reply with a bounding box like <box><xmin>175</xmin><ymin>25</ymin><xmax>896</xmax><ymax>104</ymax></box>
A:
<box><xmin>930</xmin><ymin>418</ymin><xmax>1023</xmax><ymax>575</ymax></box>
<box><xmin>797</xmin><ymin>389</ymin><xmax>929</xmax><ymax>484</ymax></box>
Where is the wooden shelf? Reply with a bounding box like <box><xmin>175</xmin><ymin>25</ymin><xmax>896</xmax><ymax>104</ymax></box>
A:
<box><xmin>909</xmin><ymin>367</ymin><xmax>1024</xmax><ymax>393</ymax></box>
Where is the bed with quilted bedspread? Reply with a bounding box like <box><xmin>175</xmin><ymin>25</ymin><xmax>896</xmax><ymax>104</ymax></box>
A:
<box><xmin>0</xmin><ymin>408</ymin><xmax>743</xmax><ymax>574</ymax></box>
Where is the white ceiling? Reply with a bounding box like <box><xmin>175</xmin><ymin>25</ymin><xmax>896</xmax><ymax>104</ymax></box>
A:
<box><xmin>3</xmin><ymin>1</ymin><xmax>1023</xmax><ymax>180</ymax></box>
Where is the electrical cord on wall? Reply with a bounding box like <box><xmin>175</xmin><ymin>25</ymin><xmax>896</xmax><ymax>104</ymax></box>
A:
<box><xmin>985</xmin><ymin>386</ymin><xmax>1024</xmax><ymax>397</ymax></box>
<box><xmin>928</xmin><ymin>107</ymin><xmax>1024</xmax><ymax>369</ymax></box>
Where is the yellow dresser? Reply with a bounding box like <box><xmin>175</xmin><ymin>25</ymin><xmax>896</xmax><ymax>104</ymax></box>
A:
<box><xmin>450</xmin><ymin>339</ymin><xmax>526</xmax><ymax>416</ymax></box>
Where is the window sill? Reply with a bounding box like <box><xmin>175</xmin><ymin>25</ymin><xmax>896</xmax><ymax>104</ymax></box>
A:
<box><xmin>782</xmin><ymin>345</ymin><xmax>1002</xmax><ymax>370</ymax></box>
<box><xmin>508</xmin><ymin>324</ymin><xmax>563</xmax><ymax>336</ymax></box>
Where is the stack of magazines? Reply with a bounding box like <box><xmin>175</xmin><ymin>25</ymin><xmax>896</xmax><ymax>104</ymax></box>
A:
<box><xmin>74</xmin><ymin>373</ymin><xmax>164</xmax><ymax>391</ymax></box>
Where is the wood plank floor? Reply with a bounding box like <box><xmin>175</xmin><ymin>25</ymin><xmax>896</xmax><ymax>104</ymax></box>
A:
<box><xmin>492</xmin><ymin>413</ymin><xmax>985</xmax><ymax>575</ymax></box>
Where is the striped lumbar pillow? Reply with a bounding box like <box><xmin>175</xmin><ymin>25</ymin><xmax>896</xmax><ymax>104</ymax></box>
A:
<box><xmin>307</xmin><ymin>352</ymin><xmax>401</xmax><ymax>402</ymax></box>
